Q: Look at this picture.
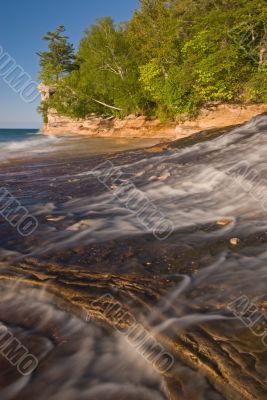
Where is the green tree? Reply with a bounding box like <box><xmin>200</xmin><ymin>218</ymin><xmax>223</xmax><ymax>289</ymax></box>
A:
<box><xmin>38</xmin><ymin>1</ymin><xmax>267</xmax><ymax>122</ymax></box>
<box><xmin>37</xmin><ymin>25</ymin><xmax>77</xmax><ymax>84</ymax></box>
<box><xmin>77</xmin><ymin>17</ymin><xmax>146</xmax><ymax>115</ymax></box>
<box><xmin>48</xmin><ymin>18</ymin><xmax>148</xmax><ymax>118</ymax></box>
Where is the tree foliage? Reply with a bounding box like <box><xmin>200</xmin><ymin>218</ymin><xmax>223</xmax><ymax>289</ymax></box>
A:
<box><xmin>38</xmin><ymin>1</ymin><xmax>267</xmax><ymax>120</ymax></box>
<box><xmin>37</xmin><ymin>25</ymin><xmax>77</xmax><ymax>83</ymax></box>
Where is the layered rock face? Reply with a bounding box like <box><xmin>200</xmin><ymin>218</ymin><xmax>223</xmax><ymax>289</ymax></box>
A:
<box><xmin>39</xmin><ymin>85</ymin><xmax>267</xmax><ymax>139</ymax></box>
<box><xmin>43</xmin><ymin>109</ymin><xmax>178</xmax><ymax>139</ymax></box>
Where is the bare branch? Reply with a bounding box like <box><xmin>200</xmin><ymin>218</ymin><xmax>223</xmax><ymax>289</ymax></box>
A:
<box><xmin>92</xmin><ymin>98</ymin><xmax>122</xmax><ymax>111</ymax></box>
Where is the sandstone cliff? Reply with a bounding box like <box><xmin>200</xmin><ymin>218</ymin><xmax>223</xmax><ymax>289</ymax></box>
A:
<box><xmin>39</xmin><ymin>85</ymin><xmax>267</xmax><ymax>139</ymax></box>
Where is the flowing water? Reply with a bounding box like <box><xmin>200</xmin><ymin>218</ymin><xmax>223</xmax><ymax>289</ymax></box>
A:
<box><xmin>0</xmin><ymin>116</ymin><xmax>267</xmax><ymax>400</ymax></box>
<box><xmin>0</xmin><ymin>129</ymin><xmax>162</xmax><ymax>162</ymax></box>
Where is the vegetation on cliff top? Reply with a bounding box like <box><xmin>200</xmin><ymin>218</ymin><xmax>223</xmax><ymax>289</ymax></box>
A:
<box><xmin>38</xmin><ymin>0</ymin><xmax>267</xmax><ymax>121</ymax></box>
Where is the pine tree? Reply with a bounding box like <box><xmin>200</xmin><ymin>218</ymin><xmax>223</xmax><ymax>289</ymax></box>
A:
<box><xmin>37</xmin><ymin>25</ymin><xmax>78</xmax><ymax>84</ymax></box>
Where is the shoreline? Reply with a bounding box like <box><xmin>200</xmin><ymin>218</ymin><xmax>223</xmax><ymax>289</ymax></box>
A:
<box><xmin>42</xmin><ymin>103</ymin><xmax>267</xmax><ymax>140</ymax></box>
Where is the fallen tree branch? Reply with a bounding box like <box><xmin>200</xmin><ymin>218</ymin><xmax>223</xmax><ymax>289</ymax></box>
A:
<box><xmin>92</xmin><ymin>98</ymin><xmax>122</xmax><ymax>111</ymax></box>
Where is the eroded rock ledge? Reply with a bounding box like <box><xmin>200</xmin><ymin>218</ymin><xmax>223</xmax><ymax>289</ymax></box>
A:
<box><xmin>39</xmin><ymin>86</ymin><xmax>267</xmax><ymax>139</ymax></box>
<box><xmin>41</xmin><ymin>104</ymin><xmax>267</xmax><ymax>139</ymax></box>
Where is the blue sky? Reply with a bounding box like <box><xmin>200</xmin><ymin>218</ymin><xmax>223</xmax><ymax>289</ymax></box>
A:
<box><xmin>0</xmin><ymin>0</ymin><xmax>139</xmax><ymax>128</ymax></box>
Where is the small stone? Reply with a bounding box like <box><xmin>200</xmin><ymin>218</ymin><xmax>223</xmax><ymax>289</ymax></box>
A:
<box><xmin>67</xmin><ymin>220</ymin><xmax>92</xmax><ymax>231</ymax></box>
<box><xmin>230</xmin><ymin>238</ymin><xmax>240</xmax><ymax>246</ymax></box>
<box><xmin>145</xmin><ymin>145</ymin><xmax>167</xmax><ymax>153</ymax></box>
<box><xmin>110</xmin><ymin>184</ymin><xmax>118</xmax><ymax>190</ymax></box>
<box><xmin>217</xmin><ymin>218</ymin><xmax>233</xmax><ymax>226</ymax></box>
<box><xmin>158</xmin><ymin>173</ymin><xmax>171</xmax><ymax>181</ymax></box>
<box><xmin>47</xmin><ymin>216</ymin><xmax>65</xmax><ymax>222</ymax></box>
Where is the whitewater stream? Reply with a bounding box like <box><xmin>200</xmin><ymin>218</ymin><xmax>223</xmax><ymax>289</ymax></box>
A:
<box><xmin>0</xmin><ymin>115</ymin><xmax>267</xmax><ymax>399</ymax></box>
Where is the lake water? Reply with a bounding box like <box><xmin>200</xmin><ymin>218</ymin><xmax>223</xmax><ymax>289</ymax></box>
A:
<box><xmin>0</xmin><ymin>129</ymin><xmax>162</xmax><ymax>163</ymax></box>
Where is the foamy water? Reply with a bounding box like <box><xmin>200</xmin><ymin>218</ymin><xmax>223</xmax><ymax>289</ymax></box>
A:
<box><xmin>33</xmin><ymin>114</ymin><xmax>267</xmax><ymax>249</ymax></box>
<box><xmin>0</xmin><ymin>285</ymin><xmax>166</xmax><ymax>400</ymax></box>
<box><xmin>25</xmin><ymin>114</ymin><xmax>267</xmax><ymax>316</ymax></box>
<box><xmin>0</xmin><ymin>129</ymin><xmax>162</xmax><ymax>163</ymax></box>
<box><xmin>0</xmin><ymin>129</ymin><xmax>61</xmax><ymax>162</ymax></box>
<box><xmin>1</xmin><ymin>115</ymin><xmax>267</xmax><ymax>399</ymax></box>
